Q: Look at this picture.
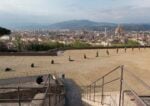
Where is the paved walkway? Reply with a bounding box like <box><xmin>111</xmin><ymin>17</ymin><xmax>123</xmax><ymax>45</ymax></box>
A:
<box><xmin>63</xmin><ymin>79</ymin><xmax>83</xmax><ymax>106</ymax></box>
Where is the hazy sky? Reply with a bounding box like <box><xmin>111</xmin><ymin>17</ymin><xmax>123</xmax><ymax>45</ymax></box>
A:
<box><xmin>0</xmin><ymin>0</ymin><xmax>150</xmax><ymax>26</ymax></box>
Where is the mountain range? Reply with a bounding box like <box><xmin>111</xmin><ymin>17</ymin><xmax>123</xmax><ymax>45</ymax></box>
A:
<box><xmin>3</xmin><ymin>20</ymin><xmax>150</xmax><ymax>31</ymax></box>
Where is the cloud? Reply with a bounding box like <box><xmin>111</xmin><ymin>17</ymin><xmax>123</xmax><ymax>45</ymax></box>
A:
<box><xmin>0</xmin><ymin>0</ymin><xmax>150</xmax><ymax>25</ymax></box>
<box><xmin>132</xmin><ymin>0</ymin><xmax>150</xmax><ymax>7</ymax></box>
<box><xmin>88</xmin><ymin>6</ymin><xmax>150</xmax><ymax>23</ymax></box>
<box><xmin>0</xmin><ymin>0</ymin><xmax>60</xmax><ymax>15</ymax></box>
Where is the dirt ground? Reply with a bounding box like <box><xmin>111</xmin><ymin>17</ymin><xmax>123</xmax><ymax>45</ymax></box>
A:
<box><xmin>0</xmin><ymin>48</ymin><xmax>150</xmax><ymax>95</ymax></box>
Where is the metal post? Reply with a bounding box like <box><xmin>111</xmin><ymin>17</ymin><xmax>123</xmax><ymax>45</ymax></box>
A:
<box><xmin>90</xmin><ymin>85</ymin><xmax>91</xmax><ymax>100</ymax></box>
<box><xmin>18</xmin><ymin>87</ymin><xmax>21</xmax><ymax>106</ymax></box>
<box><xmin>55</xmin><ymin>85</ymin><xmax>57</xmax><ymax>105</ymax></box>
<box><xmin>88</xmin><ymin>86</ymin><xmax>89</xmax><ymax>100</ymax></box>
<box><xmin>49</xmin><ymin>94</ymin><xmax>51</xmax><ymax>106</ymax></box>
<box><xmin>86</xmin><ymin>86</ymin><xmax>88</xmax><ymax>99</ymax></box>
<box><xmin>55</xmin><ymin>94</ymin><xmax>57</xmax><ymax>105</ymax></box>
<box><xmin>119</xmin><ymin>65</ymin><xmax>124</xmax><ymax>106</ymax></box>
<box><xmin>94</xmin><ymin>83</ymin><xmax>95</xmax><ymax>102</ymax></box>
<box><xmin>59</xmin><ymin>94</ymin><xmax>60</xmax><ymax>102</ymax></box>
<box><xmin>48</xmin><ymin>74</ymin><xmax>51</xmax><ymax>106</ymax></box>
<box><xmin>87</xmin><ymin>86</ymin><xmax>89</xmax><ymax>99</ymax></box>
<box><xmin>122</xmin><ymin>91</ymin><xmax>125</xmax><ymax>106</ymax></box>
<box><xmin>101</xmin><ymin>77</ymin><xmax>104</xmax><ymax>105</ymax></box>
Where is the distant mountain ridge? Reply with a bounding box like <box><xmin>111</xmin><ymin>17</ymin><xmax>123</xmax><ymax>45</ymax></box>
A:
<box><xmin>4</xmin><ymin>20</ymin><xmax>150</xmax><ymax>31</ymax></box>
<box><xmin>48</xmin><ymin>20</ymin><xmax>116</xmax><ymax>30</ymax></box>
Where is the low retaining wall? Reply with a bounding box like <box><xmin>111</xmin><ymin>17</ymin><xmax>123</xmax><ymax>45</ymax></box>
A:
<box><xmin>0</xmin><ymin>46</ymin><xmax>149</xmax><ymax>56</ymax></box>
<box><xmin>0</xmin><ymin>52</ymin><xmax>57</xmax><ymax>56</ymax></box>
<box><xmin>64</xmin><ymin>46</ymin><xmax>150</xmax><ymax>50</ymax></box>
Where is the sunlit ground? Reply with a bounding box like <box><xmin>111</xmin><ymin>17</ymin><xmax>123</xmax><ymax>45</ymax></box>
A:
<box><xmin>0</xmin><ymin>48</ymin><xmax>150</xmax><ymax>94</ymax></box>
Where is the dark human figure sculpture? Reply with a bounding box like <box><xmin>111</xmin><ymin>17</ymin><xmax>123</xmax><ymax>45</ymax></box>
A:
<box><xmin>84</xmin><ymin>54</ymin><xmax>87</xmax><ymax>59</ymax></box>
<box><xmin>69</xmin><ymin>56</ymin><xmax>71</xmax><ymax>61</ymax></box>
<box><xmin>62</xmin><ymin>74</ymin><xmax>65</xmax><ymax>79</ymax></box>
<box><xmin>5</xmin><ymin>68</ymin><xmax>12</xmax><ymax>72</ymax></box>
<box><xmin>124</xmin><ymin>47</ymin><xmax>127</xmax><ymax>53</ymax></box>
<box><xmin>96</xmin><ymin>51</ymin><xmax>99</xmax><ymax>57</ymax></box>
<box><xmin>36</xmin><ymin>76</ymin><xmax>43</xmax><ymax>84</ymax></box>
<box><xmin>116</xmin><ymin>48</ymin><xmax>119</xmax><ymax>54</ymax></box>
<box><xmin>31</xmin><ymin>63</ymin><xmax>34</xmax><ymax>68</ymax></box>
<box><xmin>106</xmin><ymin>49</ymin><xmax>109</xmax><ymax>56</ymax></box>
<box><xmin>51</xmin><ymin>60</ymin><xmax>54</xmax><ymax>64</ymax></box>
<box><xmin>68</xmin><ymin>56</ymin><xmax>74</xmax><ymax>62</ymax></box>
<box><xmin>132</xmin><ymin>47</ymin><xmax>134</xmax><ymax>51</ymax></box>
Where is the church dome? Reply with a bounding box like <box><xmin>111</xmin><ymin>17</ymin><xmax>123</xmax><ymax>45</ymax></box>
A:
<box><xmin>115</xmin><ymin>25</ymin><xmax>124</xmax><ymax>35</ymax></box>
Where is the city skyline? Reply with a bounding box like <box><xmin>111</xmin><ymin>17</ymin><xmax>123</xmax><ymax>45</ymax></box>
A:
<box><xmin>0</xmin><ymin>0</ymin><xmax>150</xmax><ymax>27</ymax></box>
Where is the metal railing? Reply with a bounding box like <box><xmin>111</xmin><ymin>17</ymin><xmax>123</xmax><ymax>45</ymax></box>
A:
<box><xmin>0</xmin><ymin>74</ymin><xmax>65</xmax><ymax>106</ymax></box>
<box><xmin>82</xmin><ymin>65</ymin><xmax>149</xmax><ymax>106</ymax></box>
<box><xmin>122</xmin><ymin>69</ymin><xmax>150</xmax><ymax>106</ymax></box>
<box><xmin>82</xmin><ymin>66</ymin><xmax>123</xmax><ymax>105</ymax></box>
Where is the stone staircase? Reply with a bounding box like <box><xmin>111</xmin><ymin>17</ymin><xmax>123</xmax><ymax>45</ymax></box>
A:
<box><xmin>82</xmin><ymin>92</ymin><xmax>119</xmax><ymax>106</ymax></box>
<box><xmin>82</xmin><ymin>91</ymin><xmax>147</xmax><ymax>106</ymax></box>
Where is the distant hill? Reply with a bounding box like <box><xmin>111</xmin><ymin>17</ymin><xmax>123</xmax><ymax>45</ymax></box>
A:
<box><xmin>48</xmin><ymin>20</ymin><xmax>150</xmax><ymax>31</ymax></box>
<box><xmin>48</xmin><ymin>20</ymin><xmax>117</xmax><ymax>30</ymax></box>
<box><xmin>121</xmin><ymin>24</ymin><xmax>150</xmax><ymax>31</ymax></box>
<box><xmin>0</xmin><ymin>27</ymin><xmax>11</xmax><ymax>36</ymax></box>
<box><xmin>6</xmin><ymin>20</ymin><xmax>150</xmax><ymax>31</ymax></box>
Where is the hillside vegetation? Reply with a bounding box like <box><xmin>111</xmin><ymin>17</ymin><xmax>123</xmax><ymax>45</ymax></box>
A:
<box><xmin>0</xmin><ymin>27</ymin><xmax>11</xmax><ymax>36</ymax></box>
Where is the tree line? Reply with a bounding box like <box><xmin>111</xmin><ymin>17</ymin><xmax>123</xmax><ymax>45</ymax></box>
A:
<box><xmin>0</xmin><ymin>27</ymin><xmax>11</xmax><ymax>36</ymax></box>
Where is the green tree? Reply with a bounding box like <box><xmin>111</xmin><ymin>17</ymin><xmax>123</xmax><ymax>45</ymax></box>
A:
<box><xmin>0</xmin><ymin>27</ymin><xmax>11</xmax><ymax>37</ymax></box>
<box><xmin>13</xmin><ymin>36</ymin><xmax>23</xmax><ymax>52</ymax></box>
<box><xmin>70</xmin><ymin>40</ymin><xmax>91</xmax><ymax>49</ymax></box>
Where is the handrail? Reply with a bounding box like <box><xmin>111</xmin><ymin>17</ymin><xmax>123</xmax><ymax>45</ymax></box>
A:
<box><xmin>103</xmin><ymin>66</ymin><xmax>121</xmax><ymax>78</ymax></box>
<box><xmin>88</xmin><ymin>66</ymin><xmax>121</xmax><ymax>87</ymax></box>
<box><xmin>123</xmin><ymin>80</ymin><xmax>147</xmax><ymax>106</ymax></box>
<box><xmin>82</xmin><ymin>66</ymin><xmax>149</xmax><ymax>106</ymax></box>
<box><xmin>85</xmin><ymin>77</ymin><xmax>120</xmax><ymax>89</ymax></box>
<box><xmin>103</xmin><ymin>77</ymin><xmax>120</xmax><ymax>86</ymax></box>
<box><xmin>82</xmin><ymin>65</ymin><xmax>123</xmax><ymax>106</ymax></box>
